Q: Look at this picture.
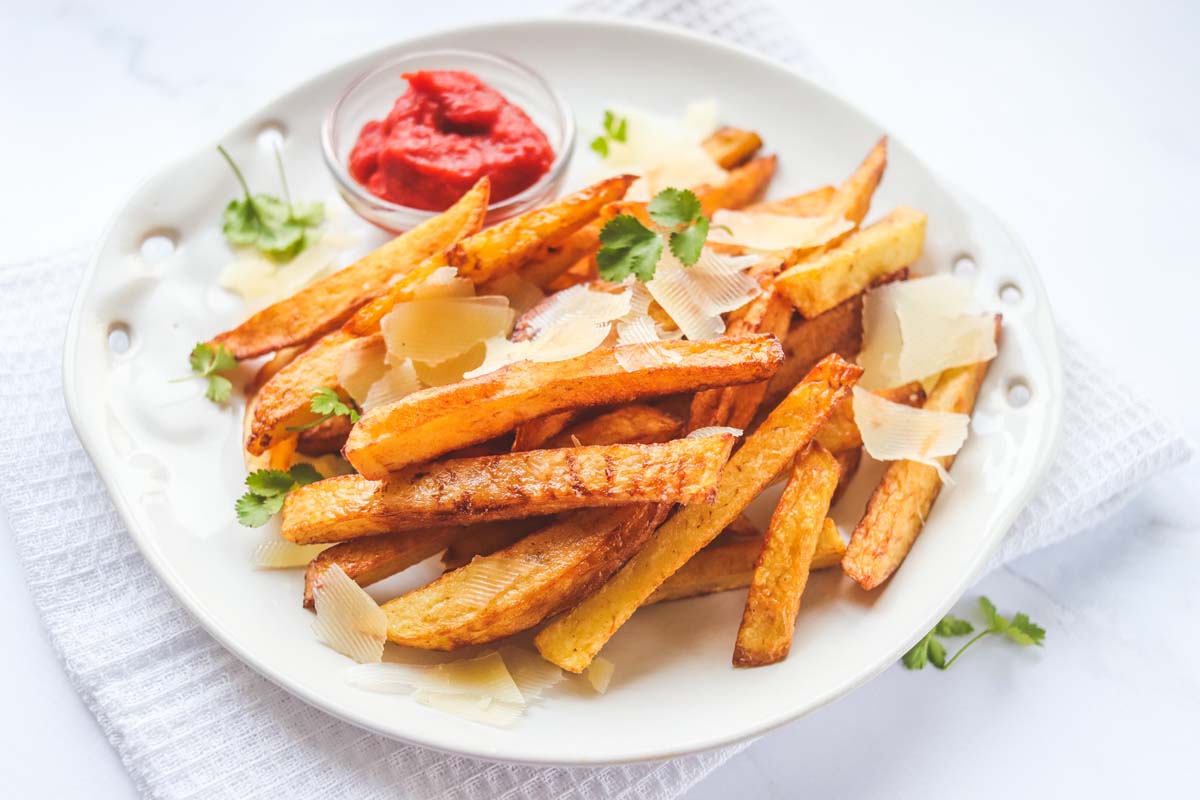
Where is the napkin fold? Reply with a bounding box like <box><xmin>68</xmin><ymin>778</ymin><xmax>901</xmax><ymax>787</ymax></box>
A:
<box><xmin>1</xmin><ymin>2</ymin><xmax>1191</xmax><ymax>799</ymax></box>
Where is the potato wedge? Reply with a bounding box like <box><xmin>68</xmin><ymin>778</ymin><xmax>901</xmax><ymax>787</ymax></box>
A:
<box><xmin>544</xmin><ymin>405</ymin><xmax>681</xmax><ymax>448</ymax></box>
<box><xmin>697</xmin><ymin>155</ymin><xmax>777</xmax><ymax>216</ymax></box>
<box><xmin>301</xmin><ymin>526</ymin><xmax>460</xmax><ymax>609</ymax></box>
<box><xmin>511</xmin><ymin>411</ymin><xmax>578</xmax><ymax>451</ymax></box>
<box><xmin>775</xmin><ymin>206</ymin><xmax>927</xmax><ymax>318</ymax></box>
<box><xmin>831</xmin><ymin>447</ymin><xmax>862</xmax><ymax>505</ymax></box>
<box><xmin>296</xmin><ymin>414</ymin><xmax>351</xmax><ymax>456</ymax></box>
<box><xmin>761</xmin><ymin>268</ymin><xmax>908</xmax><ymax>412</ymax></box>
<box><xmin>733</xmin><ymin>443</ymin><xmax>840</xmax><ymax>667</ymax></box>
<box><xmin>535</xmin><ymin>354</ymin><xmax>861</xmax><ymax>672</ymax></box>
<box><xmin>748</xmin><ymin>186</ymin><xmax>835</xmax><ymax>217</ymax></box>
<box><xmin>284</xmin><ymin>434</ymin><xmax>737</xmax><ymax>544</ymax></box>
<box><xmin>842</xmin><ymin>339</ymin><xmax>996</xmax><ymax>590</ymax></box>
<box><xmin>647</xmin><ymin>518</ymin><xmax>845</xmax><ymax>604</ymax></box>
<box><xmin>382</xmin><ymin>504</ymin><xmax>666</xmax><ymax>650</ymax></box>
<box><xmin>211</xmin><ymin>179</ymin><xmax>490</xmax><ymax>359</ymax></box>
<box><xmin>823</xmin><ymin>137</ymin><xmax>888</xmax><ymax>230</ymax></box>
<box><xmin>702</xmin><ymin>126</ymin><xmax>763</xmax><ymax>168</ymax></box>
<box><xmin>344</xmin><ymin>334</ymin><xmax>783</xmax><ymax>477</ymax></box>
<box><xmin>439</xmin><ymin>518</ymin><xmax>551</xmax><ymax>572</ymax></box>
<box><xmin>447</xmin><ymin>175</ymin><xmax>634</xmax><ymax>284</ymax></box>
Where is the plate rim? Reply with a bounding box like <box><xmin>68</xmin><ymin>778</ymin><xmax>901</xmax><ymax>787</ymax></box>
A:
<box><xmin>62</xmin><ymin>14</ymin><xmax>1064</xmax><ymax>766</ymax></box>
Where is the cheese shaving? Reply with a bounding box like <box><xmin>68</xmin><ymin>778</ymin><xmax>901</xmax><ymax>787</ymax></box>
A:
<box><xmin>412</xmin><ymin>343</ymin><xmax>487</xmax><ymax>386</ymax></box>
<box><xmin>646</xmin><ymin>249</ymin><xmax>762</xmax><ymax>340</ymax></box>
<box><xmin>413</xmin><ymin>691</ymin><xmax>523</xmax><ymax>728</ymax></box>
<box><xmin>707</xmin><ymin>210</ymin><xmax>854</xmax><ymax>251</ymax></box>
<box><xmin>363</xmin><ymin>358</ymin><xmax>421</xmax><ymax>412</ymax></box>
<box><xmin>381</xmin><ymin>296</ymin><xmax>514</xmax><ymax>366</ymax></box>
<box><xmin>613</xmin><ymin>285</ymin><xmax>686</xmax><ymax>371</ymax></box>
<box><xmin>486</xmin><ymin>273</ymin><xmax>546</xmax><ymax>316</ymax></box>
<box><xmin>686</xmin><ymin>426</ymin><xmax>743</xmax><ymax>439</ymax></box>
<box><xmin>455</xmin><ymin>556</ymin><xmax>538</xmax><ymax>610</ymax></box>
<box><xmin>852</xmin><ymin>385</ymin><xmax>968</xmax><ymax>483</ymax></box>
<box><xmin>499</xmin><ymin>646</ymin><xmax>564</xmax><ymax>702</ymax></box>
<box><xmin>311</xmin><ymin>565</ymin><xmax>387</xmax><ymax>664</ymax></box>
<box><xmin>337</xmin><ymin>337</ymin><xmax>389</xmax><ymax>407</ymax></box>
<box><xmin>584</xmin><ymin>657</ymin><xmax>615</xmax><ymax>694</ymax></box>
<box><xmin>412</xmin><ymin>265</ymin><xmax>474</xmax><ymax>299</ymax></box>
<box><xmin>252</xmin><ymin>534</ymin><xmax>329</xmax><ymax>569</ymax></box>
<box><xmin>859</xmin><ymin>275</ymin><xmax>998</xmax><ymax>390</ymax></box>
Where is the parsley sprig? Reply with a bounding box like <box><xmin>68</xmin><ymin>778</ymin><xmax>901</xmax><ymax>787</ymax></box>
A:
<box><xmin>903</xmin><ymin>596</ymin><xmax>1046</xmax><ymax>671</ymax></box>
<box><xmin>176</xmin><ymin>342</ymin><xmax>238</xmax><ymax>403</ymax></box>
<box><xmin>218</xmin><ymin>144</ymin><xmax>324</xmax><ymax>261</ymax></box>
<box><xmin>286</xmin><ymin>387</ymin><xmax>360</xmax><ymax>432</ymax></box>
<box><xmin>235</xmin><ymin>464</ymin><xmax>323</xmax><ymax>527</ymax></box>
<box><xmin>590</xmin><ymin>110</ymin><xmax>628</xmax><ymax>157</ymax></box>
<box><xmin>597</xmin><ymin>187</ymin><xmax>712</xmax><ymax>282</ymax></box>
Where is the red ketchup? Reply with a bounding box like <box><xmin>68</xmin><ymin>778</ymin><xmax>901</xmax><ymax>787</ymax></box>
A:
<box><xmin>348</xmin><ymin>70</ymin><xmax>555</xmax><ymax>211</ymax></box>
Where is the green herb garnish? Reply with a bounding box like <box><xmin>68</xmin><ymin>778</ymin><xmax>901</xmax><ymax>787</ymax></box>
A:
<box><xmin>902</xmin><ymin>596</ymin><xmax>1046</xmax><ymax>671</ymax></box>
<box><xmin>177</xmin><ymin>342</ymin><xmax>238</xmax><ymax>404</ymax></box>
<box><xmin>596</xmin><ymin>187</ymin><xmax>712</xmax><ymax>281</ymax></box>
<box><xmin>235</xmin><ymin>464</ymin><xmax>323</xmax><ymax>527</ymax></box>
<box><xmin>218</xmin><ymin>144</ymin><xmax>324</xmax><ymax>262</ymax></box>
<box><xmin>590</xmin><ymin>110</ymin><xmax>628</xmax><ymax>157</ymax></box>
<box><xmin>286</xmin><ymin>387</ymin><xmax>360</xmax><ymax>432</ymax></box>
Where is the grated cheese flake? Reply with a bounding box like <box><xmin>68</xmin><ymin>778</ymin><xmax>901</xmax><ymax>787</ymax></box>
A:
<box><xmin>852</xmin><ymin>385</ymin><xmax>969</xmax><ymax>483</ymax></box>
<box><xmin>311</xmin><ymin>565</ymin><xmax>387</xmax><ymax>664</ymax></box>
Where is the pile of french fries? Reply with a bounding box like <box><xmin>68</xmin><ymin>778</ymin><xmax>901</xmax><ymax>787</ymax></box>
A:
<box><xmin>216</xmin><ymin>127</ymin><xmax>995</xmax><ymax>673</ymax></box>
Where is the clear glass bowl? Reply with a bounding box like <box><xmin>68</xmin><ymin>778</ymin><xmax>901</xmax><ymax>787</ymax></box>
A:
<box><xmin>322</xmin><ymin>49</ymin><xmax>575</xmax><ymax>233</ymax></box>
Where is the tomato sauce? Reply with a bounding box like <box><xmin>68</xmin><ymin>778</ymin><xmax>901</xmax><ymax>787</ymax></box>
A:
<box><xmin>348</xmin><ymin>70</ymin><xmax>555</xmax><ymax>211</ymax></box>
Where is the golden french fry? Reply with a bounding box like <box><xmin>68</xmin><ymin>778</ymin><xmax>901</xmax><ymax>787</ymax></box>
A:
<box><xmin>698</xmin><ymin>155</ymin><xmax>777</xmax><ymax>216</ymax></box>
<box><xmin>544</xmin><ymin>405</ymin><xmax>681</xmax><ymax>448</ymax></box>
<box><xmin>345</xmin><ymin>334</ymin><xmax>783</xmax><ymax>478</ymax></box>
<box><xmin>747</xmin><ymin>186</ymin><xmax>835</xmax><ymax>217</ymax></box>
<box><xmin>439</xmin><ymin>518</ymin><xmax>551</xmax><ymax>572</ymax></box>
<box><xmin>775</xmin><ymin>206</ymin><xmax>927</xmax><ymax>318</ymax></box>
<box><xmin>534</xmin><ymin>354</ymin><xmax>861</xmax><ymax>672</ymax></box>
<box><xmin>647</xmin><ymin>518</ymin><xmax>845</xmax><ymax>604</ymax></box>
<box><xmin>823</xmin><ymin>137</ymin><xmax>888</xmax><ymax>229</ymax></box>
<box><xmin>382</xmin><ymin>504</ymin><xmax>664</xmax><ymax>650</ymax></box>
<box><xmin>733</xmin><ymin>443</ymin><xmax>840</xmax><ymax>667</ymax></box>
<box><xmin>842</xmin><ymin>331</ymin><xmax>997</xmax><ymax>590</ymax></box>
<box><xmin>284</xmin><ymin>434</ymin><xmax>737</xmax><ymax>544</ymax></box>
<box><xmin>702</xmin><ymin>127</ymin><xmax>763</xmax><ymax>168</ymax></box>
<box><xmin>211</xmin><ymin>179</ymin><xmax>490</xmax><ymax>359</ymax></box>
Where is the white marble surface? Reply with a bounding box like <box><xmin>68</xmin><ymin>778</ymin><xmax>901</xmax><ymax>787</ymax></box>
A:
<box><xmin>1</xmin><ymin>0</ymin><xmax>1197</xmax><ymax>797</ymax></box>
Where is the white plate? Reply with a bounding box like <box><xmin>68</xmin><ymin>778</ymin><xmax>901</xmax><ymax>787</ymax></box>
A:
<box><xmin>63</xmin><ymin>17</ymin><xmax>1062</xmax><ymax>765</ymax></box>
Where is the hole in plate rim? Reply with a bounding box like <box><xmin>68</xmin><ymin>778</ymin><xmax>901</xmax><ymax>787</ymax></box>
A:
<box><xmin>952</xmin><ymin>253</ymin><xmax>978</xmax><ymax>277</ymax></box>
<box><xmin>256</xmin><ymin>121</ymin><xmax>288</xmax><ymax>151</ymax></box>
<box><xmin>107</xmin><ymin>321</ymin><xmax>133</xmax><ymax>355</ymax></box>
<box><xmin>139</xmin><ymin>228</ymin><xmax>180</xmax><ymax>265</ymax></box>
<box><xmin>998</xmin><ymin>281</ymin><xmax>1024</xmax><ymax>304</ymax></box>
<box><xmin>1005</xmin><ymin>376</ymin><xmax>1032</xmax><ymax>408</ymax></box>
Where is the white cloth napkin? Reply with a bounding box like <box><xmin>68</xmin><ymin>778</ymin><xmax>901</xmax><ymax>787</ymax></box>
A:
<box><xmin>1</xmin><ymin>3</ymin><xmax>1191</xmax><ymax>800</ymax></box>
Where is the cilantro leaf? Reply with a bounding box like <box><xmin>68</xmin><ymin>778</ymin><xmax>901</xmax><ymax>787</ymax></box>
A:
<box><xmin>286</xmin><ymin>388</ymin><xmax>360</xmax><ymax>431</ymax></box>
<box><xmin>235</xmin><ymin>463</ymin><xmax>325</xmax><ymax>527</ymax></box>
<box><xmin>669</xmin><ymin>215</ymin><xmax>709</xmax><ymax>266</ymax></box>
<box><xmin>205</xmin><ymin>374</ymin><xmax>233</xmax><ymax>404</ymax></box>
<box><xmin>597</xmin><ymin>215</ymin><xmax>663</xmax><ymax>282</ymax></box>
<box><xmin>935</xmin><ymin>615</ymin><xmax>975</xmax><ymax>637</ymax></box>
<box><xmin>1005</xmin><ymin>613</ymin><xmax>1046</xmax><ymax>646</ymax></box>
<box><xmin>927</xmin><ymin>636</ymin><xmax>948</xmax><ymax>669</ymax></box>
<box><xmin>182</xmin><ymin>342</ymin><xmax>237</xmax><ymax>405</ymax></box>
<box><xmin>590</xmin><ymin>136</ymin><xmax>609</xmax><ymax>157</ymax></box>
<box><xmin>648</xmin><ymin>188</ymin><xmax>702</xmax><ymax>228</ymax></box>
<box><xmin>217</xmin><ymin>145</ymin><xmax>323</xmax><ymax>262</ymax></box>
<box><xmin>901</xmin><ymin>633</ymin><xmax>932</xmax><ymax>670</ymax></box>
<box><xmin>979</xmin><ymin>596</ymin><xmax>1005</xmax><ymax>632</ymax></box>
<box><xmin>603</xmin><ymin>110</ymin><xmax>628</xmax><ymax>142</ymax></box>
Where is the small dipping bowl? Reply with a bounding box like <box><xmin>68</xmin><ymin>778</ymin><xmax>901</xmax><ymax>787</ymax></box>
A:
<box><xmin>322</xmin><ymin>49</ymin><xmax>576</xmax><ymax>232</ymax></box>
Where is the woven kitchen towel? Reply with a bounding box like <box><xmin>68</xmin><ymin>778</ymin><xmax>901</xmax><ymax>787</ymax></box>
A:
<box><xmin>1</xmin><ymin>5</ymin><xmax>1193</xmax><ymax>800</ymax></box>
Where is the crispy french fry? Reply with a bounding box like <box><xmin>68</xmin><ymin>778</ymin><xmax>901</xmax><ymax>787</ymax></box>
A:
<box><xmin>511</xmin><ymin>412</ymin><xmax>578</xmax><ymax>451</ymax></box>
<box><xmin>544</xmin><ymin>405</ymin><xmax>681</xmax><ymax>448</ymax></box>
<box><xmin>747</xmin><ymin>186</ymin><xmax>835</xmax><ymax>217</ymax></box>
<box><xmin>439</xmin><ymin>518</ymin><xmax>551</xmax><ymax>572</ymax></box>
<box><xmin>831</xmin><ymin>447</ymin><xmax>862</xmax><ymax>505</ymax></box>
<box><xmin>345</xmin><ymin>334</ymin><xmax>783</xmax><ymax>477</ymax></box>
<box><xmin>761</xmin><ymin>268</ymin><xmax>908</xmax><ymax>412</ymax></box>
<box><xmin>697</xmin><ymin>155</ymin><xmax>777</xmax><ymax>216</ymax></box>
<box><xmin>447</xmin><ymin>175</ymin><xmax>634</xmax><ymax>284</ymax></box>
<box><xmin>842</xmin><ymin>336</ymin><xmax>996</xmax><ymax>590</ymax></box>
<box><xmin>296</xmin><ymin>414</ymin><xmax>351</xmax><ymax>456</ymax></box>
<box><xmin>722</xmin><ymin>514</ymin><xmax>762</xmax><ymax>539</ymax></box>
<box><xmin>382</xmin><ymin>504</ymin><xmax>665</xmax><ymax>650</ymax></box>
<box><xmin>211</xmin><ymin>179</ymin><xmax>490</xmax><ymax>359</ymax></box>
<box><xmin>302</xmin><ymin>526</ymin><xmax>461</xmax><ymax>609</ymax></box>
<box><xmin>733</xmin><ymin>443</ymin><xmax>840</xmax><ymax>667</ymax></box>
<box><xmin>534</xmin><ymin>354</ymin><xmax>861</xmax><ymax>672</ymax></box>
<box><xmin>519</xmin><ymin>221</ymin><xmax>606</xmax><ymax>289</ymax></box>
<box><xmin>775</xmin><ymin>206</ymin><xmax>927</xmax><ymax>318</ymax></box>
<box><xmin>702</xmin><ymin>127</ymin><xmax>763</xmax><ymax>168</ymax></box>
<box><xmin>284</xmin><ymin>434</ymin><xmax>737</xmax><ymax>544</ymax></box>
<box><xmin>823</xmin><ymin>137</ymin><xmax>888</xmax><ymax>229</ymax></box>
<box><xmin>647</xmin><ymin>518</ymin><xmax>845</xmax><ymax>604</ymax></box>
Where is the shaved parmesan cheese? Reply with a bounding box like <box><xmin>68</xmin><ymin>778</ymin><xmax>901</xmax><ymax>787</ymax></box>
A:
<box><xmin>455</xmin><ymin>557</ymin><xmax>538</xmax><ymax>609</ymax></box>
<box><xmin>594</xmin><ymin>102</ymin><xmax>726</xmax><ymax>201</ymax></box>
<box><xmin>485</xmin><ymin>273</ymin><xmax>546</xmax><ymax>316</ymax></box>
<box><xmin>584</xmin><ymin>657</ymin><xmax>615</xmax><ymax>694</ymax></box>
<box><xmin>252</xmin><ymin>534</ymin><xmax>329</xmax><ymax>569</ymax></box>
<box><xmin>687</xmin><ymin>426</ymin><xmax>743</xmax><ymax>439</ymax></box>
<box><xmin>859</xmin><ymin>275</ymin><xmax>998</xmax><ymax>390</ymax></box>
<box><xmin>500</xmin><ymin>647</ymin><xmax>564</xmax><ymax>702</ymax></box>
<box><xmin>646</xmin><ymin>249</ymin><xmax>762</xmax><ymax>340</ymax></box>
<box><xmin>628</xmin><ymin>146</ymin><xmax>728</xmax><ymax>202</ymax></box>
<box><xmin>412</xmin><ymin>266</ymin><xmax>474</xmax><ymax>299</ymax></box>
<box><xmin>363</xmin><ymin>358</ymin><xmax>421</xmax><ymax>411</ymax></box>
<box><xmin>852</xmin><ymin>386</ymin><xmax>968</xmax><ymax>483</ymax></box>
<box><xmin>338</xmin><ymin>337</ymin><xmax>388</xmax><ymax>407</ymax></box>
<box><xmin>517</xmin><ymin>283</ymin><xmax>632</xmax><ymax>340</ymax></box>
<box><xmin>311</xmin><ymin>565</ymin><xmax>387</xmax><ymax>664</ymax></box>
<box><xmin>413</xmin><ymin>691</ymin><xmax>523</xmax><ymax>728</ymax></box>
<box><xmin>413</xmin><ymin>343</ymin><xmax>487</xmax><ymax>386</ymax></box>
<box><xmin>219</xmin><ymin>206</ymin><xmax>360</xmax><ymax>309</ymax></box>
<box><xmin>381</xmin><ymin>296</ymin><xmax>514</xmax><ymax>366</ymax></box>
<box><xmin>707</xmin><ymin>210</ymin><xmax>854</xmax><ymax>251</ymax></box>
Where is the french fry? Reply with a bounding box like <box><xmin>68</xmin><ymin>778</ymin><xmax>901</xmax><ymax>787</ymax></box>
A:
<box><xmin>775</xmin><ymin>206</ymin><xmax>927</xmax><ymax>318</ymax></box>
<box><xmin>211</xmin><ymin>179</ymin><xmax>490</xmax><ymax>359</ymax></box>
<box><xmin>823</xmin><ymin>137</ymin><xmax>888</xmax><ymax>230</ymax></box>
<box><xmin>534</xmin><ymin>354</ymin><xmax>861</xmax><ymax>672</ymax></box>
<box><xmin>647</xmin><ymin>518</ymin><xmax>845</xmax><ymax>604</ymax></box>
<box><xmin>842</xmin><ymin>336</ymin><xmax>996</xmax><ymax>590</ymax></box>
<box><xmin>296</xmin><ymin>414</ymin><xmax>351</xmax><ymax>456</ymax></box>
<box><xmin>344</xmin><ymin>334</ymin><xmax>783</xmax><ymax>478</ymax></box>
<box><xmin>439</xmin><ymin>518</ymin><xmax>551</xmax><ymax>572</ymax></box>
<box><xmin>302</xmin><ymin>526</ymin><xmax>461</xmax><ymax>609</ymax></box>
<box><xmin>697</xmin><ymin>155</ymin><xmax>777</xmax><ymax>216</ymax></box>
<box><xmin>447</xmin><ymin>175</ymin><xmax>635</xmax><ymax>284</ymax></box>
<box><xmin>284</xmin><ymin>434</ymin><xmax>737</xmax><ymax>544</ymax></box>
<box><xmin>733</xmin><ymin>443</ymin><xmax>840</xmax><ymax>667</ymax></box>
<box><xmin>544</xmin><ymin>405</ymin><xmax>681</xmax><ymax>448</ymax></box>
<box><xmin>382</xmin><ymin>504</ymin><xmax>665</xmax><ymax>650</ymax></box>
<box><xmin>511</xmin><ymin>412</ymin><xmax>578</xmax><ymax>451</ymax></box>
<box><xmin>747</xmin><ymin>186</ymin><xmax>835</xmax><ymax>217</ymax></box>
<box><xmin>761</xmin><ymin>268</ymin><xmax>908</xmax><ymax>412</ymax></box>
<box><xmin>702</xmin><ymin>126</ymin><xmax>763</xmax><ymax>168</ymax></box>
<box><xmin>831</xmin><ymin>447</ymin><xmax>862</xmax><ymax>505</ymax></box>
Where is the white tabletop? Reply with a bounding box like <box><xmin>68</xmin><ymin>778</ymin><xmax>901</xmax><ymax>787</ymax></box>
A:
<box><xmin>2</xmin><ymin>1</ymin><xmax>1197</xmax><ymax>797</ymax></box>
